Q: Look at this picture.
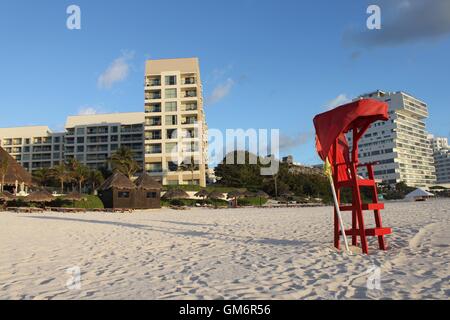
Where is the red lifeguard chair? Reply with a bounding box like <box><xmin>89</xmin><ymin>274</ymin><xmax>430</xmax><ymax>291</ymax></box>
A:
<box><xmin>313</xmin><ymin>99</ymin><xmax>392</xmax><ymax>254</ymax></box>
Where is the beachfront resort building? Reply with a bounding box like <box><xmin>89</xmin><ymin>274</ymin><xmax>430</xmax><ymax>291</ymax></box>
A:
<box><xmin>144</xmin><ymin>58</ymin><xmax>208</xmax><ymax>187</ymax></box>
<box><xmin>64</xmin><ymin>112</ymin><xmax>145</xmax><ymax>170</ymax></box>
<box><xmin>348</xmin><ymin>90</ymin><xmax>436</xmax><ymax>187</ymax></box>
<box><xmin>0</xmin><ymin>126</ymin><xmax>64</xmax><ymax>172</ymax></box>
<box><xmin>429</xmin><ymin>135</ymin><xmax>450</xmax><ymax>184</ymax></box>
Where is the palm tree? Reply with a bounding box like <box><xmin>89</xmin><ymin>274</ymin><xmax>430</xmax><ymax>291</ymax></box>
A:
<box><xmin>0</xmin><ymin>157</ymin><xmax>9</xmax><ymax>192</ymax></box>
<box><xmin>32</xmin><ymin>168</ymin><xmax>51</xmax><ymax>187</ymax></box>
<box><xmin>179</xmin><ymin>155</ymin><xmax>196</xmax><ymax>185</ymax></box>
<box><xmin>72</xmin><ymin>164</ymin><xmax>90</xmax><ymax>193</ymax></box>
<box><xmin>88</xmin><ymin>169</ymin><xmax>104</xmax><ymax>192</ymax></box>
<box><xmin>109</xmin><ymin>146</ymin><xmax>140</xmax><ymax>179</ymax></box>
<box><xmin>51</xmin><ymin>163</ymin><xmax>70</xmax><ymax>194</ymax></box>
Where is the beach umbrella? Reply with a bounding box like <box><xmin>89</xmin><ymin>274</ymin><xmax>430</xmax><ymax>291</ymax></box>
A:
<box><xmin>207</xmin><ymin>191</ymin><xmax>224</xmax><ymax>209</ymax></box>
<box><xmin>207</xmin><ymin>191</ymin><xmax>224</xmax><ymax>200</ymax></box>
<box><xmin>62</xmin><ymin>192</ymin><xmax>87</xmax><ymax>207</ymax></box>
<box><xmin>63</xmin><ymin>192</ymin><xmax>86</xmax><ymax>201</ymax></box>
<box><xmin>24</xmin><ymin>190</ymin><xmax>54</xmax><ymax>208</ymax></box>
<box><xmin>162</xmin><ymin>189</ymin><xmax>190</xmax><ymax>200</ymax></box>
<box><xmin>0</xmin><ymin>191</ymin><xmax>16</xmax><ymax>201</ymax></box>
<box><xmin>255</xmin><ymin>190</ymin><xmax>269</xmax><ymax>206</ymax></box>
<box><xmin>194</xmin><ymin>189</ymin><xmax>209</xmax><ymax>199</ymax></box>
<box><xmin>227</xmin><ymin>190</ymin><xmax>243</xmax><ymax>208</ymax></box>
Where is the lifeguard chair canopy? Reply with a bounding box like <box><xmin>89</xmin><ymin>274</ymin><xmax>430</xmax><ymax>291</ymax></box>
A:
<box><xmin>313</xmin><ymin>99</ymin><xmax>389</xmax><ymax>181</ymax></box>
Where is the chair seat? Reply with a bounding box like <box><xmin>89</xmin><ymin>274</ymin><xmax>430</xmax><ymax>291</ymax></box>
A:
<box><xmin>339</xmin><ymin>203</ymin><xmax>384</xmax><ymax>211</ymax></box>
<box><xmin>340</xmin><ymin>227</ymin><xmax>392</xmax><ymax>237</ymax></box>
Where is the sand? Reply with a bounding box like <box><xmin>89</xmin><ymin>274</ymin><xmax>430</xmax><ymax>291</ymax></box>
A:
<box><xmin>0</xmin><ymin>199</ymin><xmax>449</xmax><ymax>300</ymax></box>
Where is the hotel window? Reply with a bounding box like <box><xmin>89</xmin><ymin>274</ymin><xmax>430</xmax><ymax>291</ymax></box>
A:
<box><xmin>165</xmin><ymin>142</ymin><xmax>178</xmax><ymax>153</ymax></box>
<box><xmin>166</xmin><ymin>129</ymin><xmax>177</xmax><ymax>139</ymax></box>
<box><xmin>111</xmin><ymin>144</ymin><xmax>118</xmax><ymax>151</ymax></box>
<box><xmin>76</xmin><ymin>128</ymin><xmax>85</xmax><ymax>135</ymax></box>
<box><xmin>168</xmin><ymin>161</ymin><xmax>178</xmax><ymax>172</ymax></box>
<box><xmin>165</xmin><ymin>115</ymin><xmax>177</xmax><ymax>126</ymax></box>
<box><xmin>25</xmin><ymin>138</ymin><xmax>30</xmax><ymax>145</ymax></box>
<box><xmin>77</xmin><ymin>146</ymin><xmax>84</xmax><ymax>153</ymax></box>
<box><xmin>146</xmin><ymin>163</ymin><xmax>162</xmax><ymax>173</ymax></box>
<box><xmin>145</xmin><ymin>130</ymin><xmax>161</xmax><ymax>140</ymax></box>
<box><xmin>77</xmin><ymin>137</ymin><xmax>84</xmax><ymax>144</ymax></box>
<box><xmin>111</xmin><ymin>126</ymin><xmax>119</xmax><ymax>133</ymax></box>
<box><xmin>165</xmin><ymin>102</ymin><xmax>177</xmax><ymax>112</ymax></box>
<box><xmin>165</xmin><ymin>88</ymin><xmax>177</xmax><ymax>99</ymax></box>
<box><xmin>165</xmin><ymin>75</ymin><xmax>177</xmax><ymax>86</ymax></box>
<box><xmin>110</xmin><ymin>135</ymin><xmax>119</xmax><ymax>142</ymax></box>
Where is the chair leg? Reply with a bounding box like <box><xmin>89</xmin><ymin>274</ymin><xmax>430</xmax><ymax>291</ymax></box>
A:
<box><xmin>374</xmin><ymin>210</ymin><xmax>387</xmax><ymax>250</ymax></box>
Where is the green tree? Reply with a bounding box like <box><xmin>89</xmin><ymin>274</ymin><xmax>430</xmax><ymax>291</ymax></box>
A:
<box><xmin>32</xmin><ymin>168</ymin><xmax>52</xmax><ymax>187</ymax></box>
<box><xmin>72</xmin><ymin>163</ymin><xmax>90</xmax><ymax>193</ymax></box>
<box><xmin>88</xmin><ymin>169</ymin><xmax>105</xmax><ymax>192</ymax></box>
<box><xmin>109</xmin><ymin>146</ymin><xmax>140</xmax><ymax>178</ymax></box>
<box><xmin>51</xmin><ymin>163</ymin><xmax>71</xmax><ymax>193</ymax></box>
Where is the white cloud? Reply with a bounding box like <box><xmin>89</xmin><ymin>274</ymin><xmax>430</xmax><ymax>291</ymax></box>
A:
<box><xmin>97</xmin><ymin>51</ymin><xmax>134</xmax><ymax>89</ymax></box>
<box><xmin>325</xmin><ymin>94</ymin><xmax>351</xmax><ymax>110</ymax></box>
<box><xmin>206</xmin><ymin>78</ymin><xmax>235</xmax><ymax>106</ymax></box>
<box><xmin>279</xmin><ymin>132</ymin><xmax>313</xmax><ymax>152</ymax></box>
<box><xmin>78</xmin><ymin>107</ymin><xmax>99</xmax><ymax>115</ymax></box>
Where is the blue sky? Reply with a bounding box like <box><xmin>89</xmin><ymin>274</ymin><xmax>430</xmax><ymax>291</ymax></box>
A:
<box><xmin>0</xmin><ymin>0</ymin><xmax>449</xmax><ymax>166</ymax></box>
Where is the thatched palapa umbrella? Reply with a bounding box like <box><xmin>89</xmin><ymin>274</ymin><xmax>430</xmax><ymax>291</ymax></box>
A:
<box><xmin>63</xmin><ymin>192</ymin><xmax>86</xmax><ymax>201</ymax></box>
<box><xmin>207</xmin><ymin>191</ymin><xmax>224</xmax><ymax>209</ymax></box>
<box><xmin>227</xmin><ymin>190</ymin><xmax>243</xmax><ymax>208</ymax></box>
<box><xmin>25</xmin><ymin>190</ymin><xmax>54</xmax><ymax>208</ymax></box>
<box><xmin>194</xmin><ymin>189</ymin><xmax>209</xmax><ymax>199</ymax></box>
<box><xmin>0</xmin><ymin>191</ymin><xmax>16</xmax><ymax>201</ymax></box>
<box><xmin>162</xmin><ymin>189</ymin><xmax>190</xmax><ymax>200</ymax></box>
<box><xmin>194</xmin><ymin>189</ymin><xmax>209</xmax><ymax>205</ymax></box>
<box><xmin>63</xmin><ymin>192</ymin><xmax>87</xmax><ymax>207</ymax></box>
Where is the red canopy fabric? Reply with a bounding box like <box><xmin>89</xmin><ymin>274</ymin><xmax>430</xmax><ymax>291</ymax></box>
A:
<box><xmin>313</xmin><ymin>99</ymin><xmax>389</xmax><ymax>181</ymax></box>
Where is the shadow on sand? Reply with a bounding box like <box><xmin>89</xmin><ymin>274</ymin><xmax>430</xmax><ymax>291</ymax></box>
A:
<box><xmin>23</xmin><ymin>216</ymin><xmax>308</xmax><ymax>247</ymax></box>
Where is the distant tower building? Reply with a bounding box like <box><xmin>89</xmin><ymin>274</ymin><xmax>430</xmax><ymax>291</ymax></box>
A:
<box><xmin>348</xmin><ymin>90</ymin><xmax>436</xmax><ymax>187</ymax></box>
<box><xmin>429</xmin><ymin>135</ymin><xmax>450</xmax><ymax>184</ymax></box>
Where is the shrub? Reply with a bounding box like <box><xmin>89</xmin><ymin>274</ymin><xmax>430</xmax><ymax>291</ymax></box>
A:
<box><xmin>237</xmin><ymin>197</ymin><xmax>268</xmax><ymax>206</ymax></box>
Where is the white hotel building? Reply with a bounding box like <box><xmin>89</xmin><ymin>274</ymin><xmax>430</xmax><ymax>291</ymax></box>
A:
<box><xmin>348</xmin><ymin>90</ymin><xmax>436</xmax><ymax>187</ymax></box>
<box><xmin>429</xmin><ymin>136</ymin><xmax>450</xmax><ymax>184</ymax></box>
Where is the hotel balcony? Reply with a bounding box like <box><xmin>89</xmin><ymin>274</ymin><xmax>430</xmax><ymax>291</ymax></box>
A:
<box><xmin>181</xmin><ymin>116</ymin><xmax>198</xmax><ymax>125</ymax></box>
<box><xmin>145</xmin><ymin>76</ymin><xmax>161</xmax><ymax>87</ymax></box>
<box><xmin>145</xmin><ymin>117</ymin><xmax>162</xmax><ymax>127</ymax></box>
<box><xmin>145</xmin><ymin>104</ymin><xmax>162</xmax><ymax>113</ymax></box>
<box><xmin>145</xmin><ymin>90</ymin><xmax>162</xmax><ymax>100</ymax></box>
<box><xmin>182</xmin><ymin>89</ymin><xmax>197</xmax><ymax>98</ymax></box>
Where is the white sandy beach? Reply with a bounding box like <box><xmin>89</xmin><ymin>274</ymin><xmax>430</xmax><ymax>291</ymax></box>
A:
<box><xmin>0</xmin><ymin>199</ymin><xmax>449</xmax><ymax>300</ymax></box>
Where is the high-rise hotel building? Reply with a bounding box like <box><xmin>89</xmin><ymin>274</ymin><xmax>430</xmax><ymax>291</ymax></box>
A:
<box><xmin>348</xmin><ymin>90</ymin><xmax>436</xmax><ymax>187</ymax></box>
<box><xmin>429</xmin><ymin>135</ymin><xmax>450</xmax><ymax>184</ymax></box>
<box><xmin>144</xmin><ymin>58</ymin><xmax>208</xmax><ymax>187</ymax></box>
